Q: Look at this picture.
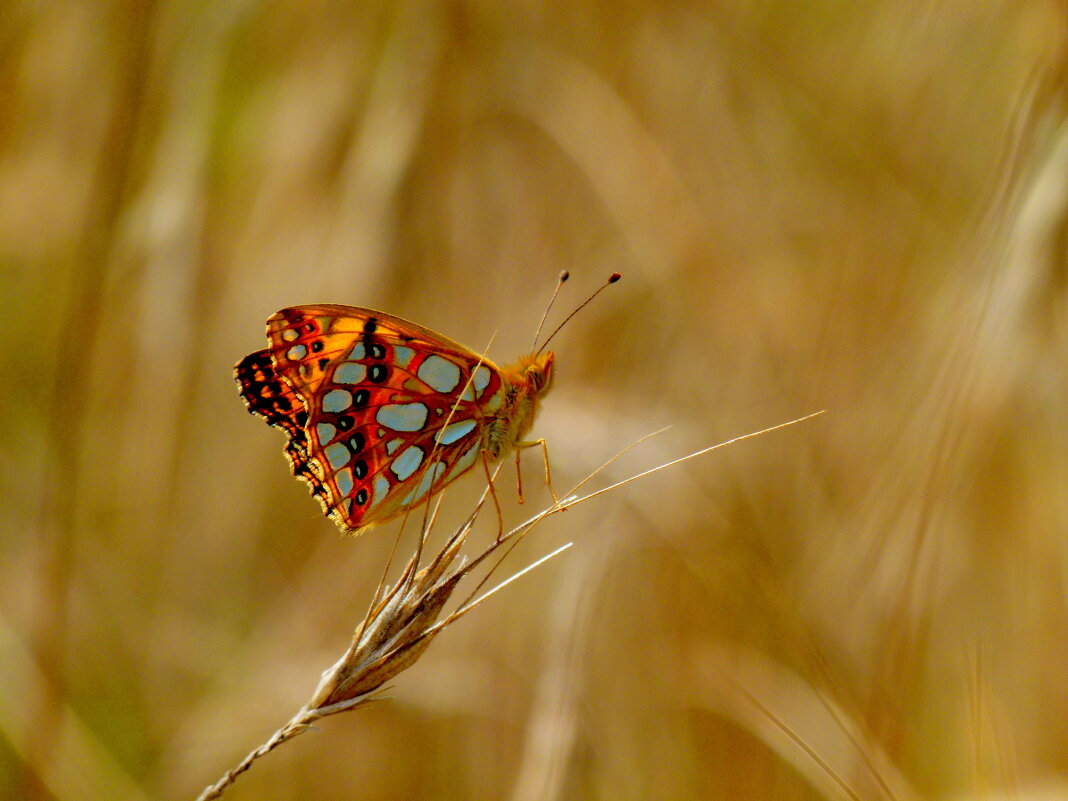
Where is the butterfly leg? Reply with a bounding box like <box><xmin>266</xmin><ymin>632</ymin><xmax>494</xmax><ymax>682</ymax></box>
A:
<box><xmin>514</xmin><ymin>449</ymin><xmax>525</xmax><ymax>504</ymax></box>
<box><xmin>514</xmin><ymin>439</ymin><xmax>560</xmax><ymax>506</ymax></box>
<box><xmin>480</xmin><ymin>448</ymin><xmax>505</xmax><ymax>541</ymax></box>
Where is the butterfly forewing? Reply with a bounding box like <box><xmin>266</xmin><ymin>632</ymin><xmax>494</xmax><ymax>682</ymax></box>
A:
<box><xmin>253</xmin><ymin>305</ymin><xmax>507</xmax><ymax>534</ymax></box>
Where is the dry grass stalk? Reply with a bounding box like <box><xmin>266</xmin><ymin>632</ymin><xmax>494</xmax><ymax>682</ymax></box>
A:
<box><xmin>194</xmin><ymin>412</ymin><xmax>822</xmax><ymax>801</ymax></box>
<box><xmin>194</xmin><ymin>483</ymin><xmax>569</xmax><ymax>801</ymax></box>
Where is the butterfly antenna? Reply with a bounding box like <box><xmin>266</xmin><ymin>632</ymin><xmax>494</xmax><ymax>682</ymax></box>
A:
<box><xmin>535</xmin><ymin>272</ymin><xmax>621</xmax><ymax>354</ymax></box>
<box><xmin>531</xmin><ymin>270</ymin><xmax>570</xmax><ymax>351</ymax></box>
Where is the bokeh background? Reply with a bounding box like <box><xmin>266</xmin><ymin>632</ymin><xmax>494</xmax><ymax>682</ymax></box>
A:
<box><xmin>4</xmin><ymin>1</ymin><xmax>1068</xmax><ymax>799</ymax></box>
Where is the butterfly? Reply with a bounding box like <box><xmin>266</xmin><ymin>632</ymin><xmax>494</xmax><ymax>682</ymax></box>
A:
<box><xmin>235</xmin><ymin>305</ymin><xmax>556</xmax><ymax>536</ymax></box>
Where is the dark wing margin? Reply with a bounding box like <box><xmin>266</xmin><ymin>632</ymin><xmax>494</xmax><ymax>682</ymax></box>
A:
<box><xmin>235</xmin><ymin>349</ymin><xmax>333</xmax><ymax>518</ymax></box>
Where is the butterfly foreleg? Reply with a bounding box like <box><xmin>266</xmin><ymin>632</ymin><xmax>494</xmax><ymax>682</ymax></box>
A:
<box><xmin>513</xmin><ymin>438</ymin><xmax>560</xmax><ymax>507</ymax></box>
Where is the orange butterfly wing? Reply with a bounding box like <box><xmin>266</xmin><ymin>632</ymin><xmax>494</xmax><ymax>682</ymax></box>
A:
<box><xmin>237</xmin><ymin>305</ymin><xmax>508</xmax><ymax>535</ymax></box>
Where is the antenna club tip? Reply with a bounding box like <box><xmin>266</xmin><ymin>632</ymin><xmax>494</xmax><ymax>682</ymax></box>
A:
<box><xmin>559</xmin><ymin>270</ymin><xmax>570</xmax><ymax>281</ymax></box>
<box><xmin>608</xmin><ymin>272</ymin><xmax>622</xmax><ymax>283</ymax></box>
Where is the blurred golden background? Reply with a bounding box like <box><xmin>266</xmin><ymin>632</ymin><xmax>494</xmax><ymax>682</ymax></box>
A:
<box><xmin>4</xmin><ymin>1</ymin><xmax>1068</xmax><ymax>799</ymax></box>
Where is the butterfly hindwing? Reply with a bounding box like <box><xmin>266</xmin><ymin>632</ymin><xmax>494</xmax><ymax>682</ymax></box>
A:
<box><xmin>235</xmin><ymin>350</ymin><xmax>307</xmax><ymax>437</ymax></box>
<box><xmin>257</xmin><ymin>305</ymin><xmax>508</xmax><ymax>534</ymax></box>
<box><xmin>234</xmin><ymin>350</ymin><xmax>332</xmax><ymax>510</ymax></box>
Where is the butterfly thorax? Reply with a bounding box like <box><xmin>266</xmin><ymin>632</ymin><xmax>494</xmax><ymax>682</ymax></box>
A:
<box><xmin>484</xmin><ymin>351</ymin><xmax>555</xmax><ymax>459</ymax></box>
